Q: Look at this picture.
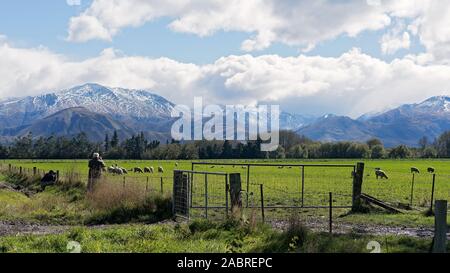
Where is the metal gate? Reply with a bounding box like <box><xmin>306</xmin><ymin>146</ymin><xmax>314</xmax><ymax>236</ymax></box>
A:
<box><xmin>173</xmin><ymin>170</ymin><xmax>231</xmax><ymax>219</ymax></box>
<box><xmin>173</xmin><ymin>170</ymin><xmax>191</xmax><ymax>219</ymax></box>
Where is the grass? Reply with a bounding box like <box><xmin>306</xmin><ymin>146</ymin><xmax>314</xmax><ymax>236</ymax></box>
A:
<box><xmin>1</xmin><ymin>159</ymin><xmax>449</xmax><ymax>228</ymax></box>
<box><xmin>0</xmin><ymin>219</ymin><xmax>445</xmax><ymax>253</ymax></box>
<box><xmin>0</xmin><ymin>172</ymin><xmax>173</xmax><ymax>225</ymax></box>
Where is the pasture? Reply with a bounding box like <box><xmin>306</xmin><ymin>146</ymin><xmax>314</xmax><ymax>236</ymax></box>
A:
<box><xmin>2</xmin><ymin>159</ymin><xmax>449</xmax><ymax>226</ymax></box>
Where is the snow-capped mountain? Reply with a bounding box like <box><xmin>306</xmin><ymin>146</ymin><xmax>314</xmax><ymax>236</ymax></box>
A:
<box><xmin>0</xmin><ymin>83</ymin><xmax>175</xmax><ymax>129</ymax></box>
<box><xmin>298</xmin><ymin>96</ymin><xmax>450</xmax><ymax>147</ymax></box>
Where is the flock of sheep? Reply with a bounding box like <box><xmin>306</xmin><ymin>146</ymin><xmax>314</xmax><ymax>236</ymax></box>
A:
<box><xmin>371</xmin><ymin>166</ymin><xmax>435</xmax><ymax>180</ymax></box>
<box><xmin>107</xmin><ymin>164</ymin><xmax>173</xmax><ymax>176</ymax></box>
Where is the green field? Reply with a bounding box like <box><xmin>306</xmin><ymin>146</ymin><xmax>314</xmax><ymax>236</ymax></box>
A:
<box><xmin>1</xmin><ymin>159</ymin><xmax>449</xmax><ymax>253</ymax></box>
<box><xmin>2</xmin><ymin>159</ymin><xmax>449</xmax><ymax>207</ymax></box>
<box><xmin>1</xmin><ymin>159</ymin><xmax>449</xmax><ymax>224</ymax></box>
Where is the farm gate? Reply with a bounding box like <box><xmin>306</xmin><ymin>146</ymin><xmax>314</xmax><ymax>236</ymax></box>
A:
<box><xmin>177</xmin><ymin>162</ymin><xmax>363</xmax><ymax>223</ymax></box>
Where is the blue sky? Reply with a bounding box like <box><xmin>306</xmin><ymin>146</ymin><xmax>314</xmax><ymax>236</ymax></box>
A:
<box><xmin>0</xmin><ymin>1</ymin><xmax>449</xmax><ymax>117</ymax></box>
<box><xmin>0</xmin><ymin>0</ymin><xmax>426</xmax><ymax>63</ymax></box>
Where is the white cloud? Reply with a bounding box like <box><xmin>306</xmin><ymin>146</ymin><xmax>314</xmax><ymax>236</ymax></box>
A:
<box><xmin>1</xmin><ymin>41</ymin><xmax>450</xmax><ymax>117</ymax></box>
<box><xmin>66</xmin><ymin>0</ymin><xmax>393</xmax><ymax>52</ymax></box>
<box><xmin>64</xmin><ymin>1</ymin><xmax>450</xmax><ymax>62</ymax></box>
<box><xmin>380</xmin><ymin>21</ymin><xmax>411</xmax><ymax>55</ymax></box>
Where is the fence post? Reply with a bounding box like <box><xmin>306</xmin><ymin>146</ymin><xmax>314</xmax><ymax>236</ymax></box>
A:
<box><xmin>430</xmin><ymin>174</ymin><xmax>436</xmax><ymax>213</ymax></box>
<box><xmin>225</xmin><ymin>175</ymin><xmax>229</xmax><ymax>218</ymax></box>
<box><xmin>301</xmin><ymin>166</ymin><xmax>305</xmax><ymax>207</ymax></box>
<box><xmin>410</xmin><ymin>173</ymin><xmax>415</xmax><ymax>207</ymax></box>
<box><xmin>33</xmin><ymin>167</ymin><xmax>37</xmax><ymax>176</ymax></box>
<box><xmin>160</xmin><ymin>177</ymin><xmax>164</xmax><ymax>194</ymax></box>
<box><xmin>260</xmin><ymin>184</ymin><xmax>265</xmax><ymax>224</ymax></box>
<box><xmin>229</xmin><ymin>173</ymin><xmax>242</xmax><ymax>212</ymax></box>
<box><xmin>352</xmin><ymin>162</ymin><xmax>365</xmax><ymax>212</ymax></box>
<box><xmin>246</xmin><ymin>165</ymin><xmax>250</xmax><ymax>208</ymax></box>
<box><xmin>204</xmin><ymin>174</ymin><xmax>208</xmax><ymax>219</ymax></box>
<box><xmin>146</xmin><ymin>177</ymin><xmax>149</xmax><ymax>193</ymax></box>
<box><xmin>56</xmin><ymin>170</ymin><xmax>60</xmax><ymax>182</ymax></box>
<box><xmin>19</xmin><ymin>166</ymin><xmax>22</xmax><ymax>175</ymax></box>
<box><xmin>329</xmin><ymin>192</ymin><xmax>333</xmax><ymax>235</ymax></box>
<box><xmin>123</xmin><ymin>176</ymin><xmax>126</xmax><ymax>188</ymax></box>
<box><xmin>432</xmin><ymin>200</ymin><xmax>447</xmax><ymax>253</ymax></box>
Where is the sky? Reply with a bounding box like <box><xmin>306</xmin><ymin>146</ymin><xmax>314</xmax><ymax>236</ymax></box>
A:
<box><xmin>1</xmin><ymin>0</ymin><xmax>450</xmax><ymax>118</ymax></box>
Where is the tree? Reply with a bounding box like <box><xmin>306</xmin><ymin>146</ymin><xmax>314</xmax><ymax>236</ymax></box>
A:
<box><xmin>288</xmin><ymin>145</ymin><xmax>307</xmax><ymax>159</ymax></box>
<box><xmin>418</xmin><ymin>136</ymin><xmax>429</xmax><ymax>150</ymax></box>
<box><xmin>0</xmin><ymin>144</ymin><xmax>8</xmax><ymax>159</ymax></box>
<box><xmin>110</xmin><ymin>130</ymin><xmax>119</xmax><ymax>148</ymax></box>
<box><xmin>371</xmin><ymin>145</ymin><xmax>385</xmax><ymax>159</ymax></box>
<box><xmin>346</xmin><ymin>143</ymin><xmax>370</xmax><ymax>158</ymax></box>
<box><xmin>422</xmin><ymin>146</ymin><xmax>437</xmax><ymax>158</ymax></box>
<box><xmin>221</xmin><ymin>140</ymin><xmax>233</xmax><ymax>159</ymax></box>
<box><xmin>436</xmin><ymin>131</ymin><xmax>450</xmax><ymax>157</ymax></box>
<box><xmin>9</xmin><ymin>132</ymin><xmax>34</xmax><ymax>159</ymax></box>
<box><xmin>104</xmin><ymin>134</ymin><xmax>110</xmax><ymax>152</ymax></box>
<box><xmin>389</xmin><ymin>145</ymin><xmax>411</xmax><ymax>159</ymax></box>
<box><xmin>366</xmin><ymin>138</ymin><xmax>383</xmax><ymax>149</ymax></box>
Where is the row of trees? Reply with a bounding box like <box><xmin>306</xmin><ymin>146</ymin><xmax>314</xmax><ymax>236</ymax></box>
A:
<box><xmin>1</xmin><ymin>130</ymin><xmax>450</xmax><ymax>160</ymax></box>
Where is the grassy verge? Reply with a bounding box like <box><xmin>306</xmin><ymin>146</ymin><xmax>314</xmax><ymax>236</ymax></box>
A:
<box><xmin>0</xmin><ymin>219</ymin><xmax>445</xmax><ymax>253</ymax></box>
<box><xmin>0</xmin><ymin>172</ymin><xmax>173</xmax><ymax>225</ymax></box>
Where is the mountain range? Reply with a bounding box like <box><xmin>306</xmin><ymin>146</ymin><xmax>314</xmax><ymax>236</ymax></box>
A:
<box><xmin>0</xmin><ymin>83</ymin><xmax>449</xmax><ymax>147</ymax></box>
<box><xmin>297</xmin><ymin>96</ymin><xmax>450</xmax><ymax>147</ymax></box>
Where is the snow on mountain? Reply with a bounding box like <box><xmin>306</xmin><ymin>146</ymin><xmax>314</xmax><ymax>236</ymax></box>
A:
<box><xmin>0</xmin><ymin>83</ymin><xmax>175</xmax><ymax>128</ymax></box>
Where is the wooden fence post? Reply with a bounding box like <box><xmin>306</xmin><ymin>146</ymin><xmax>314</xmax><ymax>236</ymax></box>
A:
<box><xmin>430</xmin><ymin>174</ymin><xmax>436</xmax><ymax>213</ymax></box>
<box><xmin>33</xmin><ymin>167</ymin><xmax>37</xmax><ymax>176</ymax></box>
<box><xmin>329</xmin><ymin>192</ymin><xmax>333</xmax><ymax>235</ymax></box>
<box><xmin>410</xmin><ymin>173</ymin><xmax>415</xmax><ymax>207</ymax></box>
<box><xmin>56</xmin><ymin>170</ymin><xmax>60</xmax><ymax>182</ymax></box>
<box><xmin>352</xmin><ymin>162</ymin><xmax>365</xmax><ymax>212</ymax></box>
<box><xmin>260</xmin><ymin>184</ymin><xmax>265</xmax><ymax>224</ymax></box>
<box><xmin>246</xmin><ymin>165</ymin><xmax>250</xmax><ymax>208</ymax></box>
<box><xmin>160</xmin><ymin>177</ymin><xmax>164</xmax><ymax>194</ymax></box>
<box><xmin>204</xmin><ymin>174</ymin><xmax>208</xmax><ymax>219</ymax></box>
<box><xmin>432</xmin><ymin>200</ymin><xmax>447</xmax><ymax>253</ymax></box>
<box><xmin>225</xmin><ymin>175</ymin><xmax>229</xmax><ymax>218</ymax></box>
<box><xmin>229</xmin><ymin>173</ymin><xmax>242</xmax><ymax>212</ymax></box>
<box><xmin>301</xmin><ymin>166</ymin><xmax>305</xmax><ymax>207</ymax></box>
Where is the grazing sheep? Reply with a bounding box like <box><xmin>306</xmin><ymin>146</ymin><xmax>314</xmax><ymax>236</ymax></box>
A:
<box><xmin>115</xmin><ymin>168</ymin><xmax>124</xmax><ymax>175</ymax></box>
<box><xmin>375</xmin><ymin>170</ymin><xmax>389</xmax><ymax>180</ymax></box>
<box><xmin>158</xmin><ymin>166</ymin><xmax>164</xmax><ymax>173</ymax></box>
<box><xmin>121</xmin><ymin>168</ymin><xmax>128</xmax><ymax>174</ymax></box>
<box><xmin>108</xmin><ymin>166</ymin><xmax>116</xmax><ymax>174</ymax></box>
<box><xmin>144</xmin><ymin>167</ymin><xmax>152</xmax><ymax>173</ymax></box>
<box><xmin>428</xmin><ymin>167</ymin><xmax>435</xmax><ymax>174</ymax></box>
<box><xmin>150</xmin><ymin>167</ymin><xmax>155</xmax><ymax>173</ymax></box>
<box><xmin>175</xmin><ymin>162</ymin><xmax>179</xmax><ymax>167</ymax></box>
<box><xmin>411</xmin><ymin>167</ymin><xmax>420</xmax><ymax>174</ymax></box>
<box><xmin>134</xmin><ymin>167</ymin><xmax>144</xmax><ymax>174</ymax></box>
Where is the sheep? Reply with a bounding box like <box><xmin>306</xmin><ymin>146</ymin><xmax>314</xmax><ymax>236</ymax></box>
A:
<box><xmin>108</xmin><ymin>166</ymin><xmax>116</xmax><ymax>174</ymax></box>
<box><xmin>115</xmin><ymin>168</ymin><xmax>124</xmax><ymax>175</ymax></box>
<box><xmin>428</xmin><ymin>167</ymin><xmax>435</xmax><ymax>174</ymax></box>
<box><xmin>175</xmin><ymin>162</ymin><xmax>179</xmax><ymax>167</ymax></box>
<box><xmin>121</xmin><ymin>168</ymin><xmax>128</xmax><ymax>174</ymax></box>
<box><xmin>411</xmin><ymin>167</ymin><xmax>420</xmax><ymax>174</ymax></box>
<box><xmin>144</xmin><ymin>167</ymin><xmax>152</xmax><ymax>173</ymax></box>
<box><xmin>150</xmin><ymin>167</ymin><xmax>155</xmax><ymax>173</ymax></box>
<box><xmin>134</xmin><ymin>167</ymin><xmax>144</xmax><ymax>173</ymax></box>
<box><xmin>375</xmin><ymin>170</ymin><xmax>389</xmax><ymax>180</ymax></box>
<box><xmin>158</xmin><ymin>166</ymin><xmax>164</xmax><ymax>173</ymax></box>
